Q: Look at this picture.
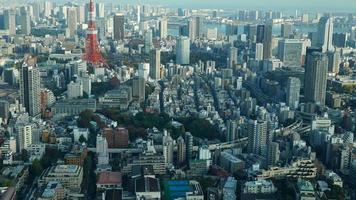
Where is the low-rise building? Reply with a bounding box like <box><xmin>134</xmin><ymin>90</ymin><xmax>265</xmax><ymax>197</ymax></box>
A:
<box><xmin>97</xmin><ymin>171</ymin><xmax>122</xmax><ymax>191</ymax></box>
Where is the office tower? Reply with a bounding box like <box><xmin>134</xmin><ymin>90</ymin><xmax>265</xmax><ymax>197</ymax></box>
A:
<box><xmin>239</xmin><ymin>10</ymin><xmax>248</xmax><ymax>21</ymax></box>
<box><xmin>244</xmin><ymin>24</ymin><xmax>257</xmax><ymax>42</ymax></box>
<box><xmin>96</xmin><ymin>135</ymin><xmax>109</xmax><ymax>165</ymax></box>
<box><xmin>301</xmin><ymin>13</ymin><xmax>309</xmax><ymax>23</ymax></box>
<box><xmin>263</xmin><ymin>21</ymin><xmax>273</xmax><ymax>59</ymax></box>
<box><xmin>256</xmin><ymin>25</ymin><xmax>265</xmax><ymax>43</ymax></box>
<box><xmin>255</xmin><ymin>43</ymin><xmax>264</xmax><ymax>61</ymax></box>
<box><xmin>281</xmin><ymin>23</ymin><xmax>293</xmax><ymax>38</ymax></box>
<box><xmin>32</xmin><ymin>3</ymin><xmax>40</xmax><ymax>21</ymax></box>
<box><xmin>149</xmin><ymin>49</ymin><xmax>161</xmax><ymax>80</ymax></box>
<box><xmin>132</xmin><ymin>76</ymin><xmax>145</xmax><ymax>102</ymax></box>
<box><xmin>136</xmin><ymin>5</ymin><xmax>141</xmax><ymax>23</ymax></box>
<box><xmin>327</xmin><ymin>50</ymin><xmax>340</xmax><ymax>73</ymax></box>
<box><xmin>163</xmin><ymin>132</ymin><xmax>174</xmax><ymax>166</ymax></box>
<box><xmin>226</xmin><ymin>23</ymin><xmax>238</xmax><ymax>36</ymax></box>
<box><xmin>77</xmin><ymin>6</ymin><xmax>85</xmax><ymax>24</ymax></box>
<box><xmin>113</xmin><ymin>13</ymin><xmax>125</xmax><ymax>41</ymax></box>
<box><xmin>144</xmin><ymin>29</ymin><xmax>153</xmax><ymax>54</ymax></box>
<box><xmin>67</xmin><ymin>81</ymin><xmax>83</xmax><ymax>99</ymax></box>
<box><xmin>176</xmin><ymin>36</ymin><xmax>190</xmax><ymax>65</ymax></box>
<box><xmin>332</xmin><ymin>33</ymin><xmax>347</xmax><ymax>48</ymax></box>
<box><xmin>67</xmin><ymin>8</ymin><xmax>78</xmax><ymax>37</ymax></box>
<box><xmin>317</xmin><ymin>16</ymin><xmax>334</xmax><ymax>52</ymax></box>
<box><xmin>286</xmin><ymin>77</ymin><xmax>301</xmax><ymax>109</ymax></box>
<box><xmin>267</xmin><ymin>142</ymin><xmax>280</xmax><ymax>167</ymax></box>
<box><xmin>4</xmin><ymin>10</ymin><xmax>16</xmax><ymax>35</ymax></box>
<box><xmin>79</xmin><ymin>75</ymin><xmax>91</xmax><ymax>96</ymax></box>
<box><xmin>179</xmin><ymin>25</ymin><xmax>189</xmax><ymax>37</ymax></box>
<box><xmin>185</xmin><ymin>132</ymin><xmax>193</xmax><ymax>166</ymax></box>
<box><xmin>20</xmin><ymin>10</ymin><xmax>31</xmax><ymax>35</ymax></box>
<box><xmin>178</xmin><ymin>8</ymin><xmax>184</xmax><ymax>17</ymax></box>
<box><xmin>191</xmin><ymin>16</ymin><xmax>203</xmax><ymax>38</ymax></box>
<box><xmin>247</xmin><ymin>120</ymin><xmax>268</xmax><ymax>156</ymax></box>
<box><xmin>277</xmin><ymin>39</ymin><xmax>303</xmax><ymax>67</ymax></box>
<box><xmin>96</xmin><ymin>17</ymin><xmax>106</xmax><ymax>41</ymax></box>
<box><xmin>0</xmin><ymin>100</ymin><xmax>9</xmax><ymax>124</ymax></box>
<box><xmin>177</xmin><ymin>136</ymin><xmax>186</xmax><ymax>165</ymax></box>
<box><xmin>43</xmin><ymin>1</ymin><xmax>52</xmax><ymax>17</ymax></box>
<box><xmin>188</xmin><ymin>19</ymin><xmax>196</xmax><ymax>41</ymax></box>
<box><xmin>159</xmin><ymin>18</ymin><xmax>168</xmax><ymax>39</ymax></box>
<box><xmin>228</xmin><ymin>47</ymin><xmax>238</xmax><ymax>68</ymax></box>
<box><xmin>96</xmin><ymin>3</ymin><xmax>105</xmax><ymax>18</ymax></box>
<box><xmin>17</xmin><ymin>124</ymin><xmax>32</xmax><ymax>152</ymax></box>
<box><xmin>207</xmin><ymin>28</ymin><xmax>218</xmax><ymax>40</ymax></box>
<box><xmin>304</xmin><ymin>52</ymin><xmax>328</xmax><ymax>105</ymax></box>
<box><xmin>138</xmin><ymin>63</ymin><xmax>150</xmax><ymax>81</ymax></box>
<box><xmin>226</xmin><ymin>120</ymin><xmax>237</xmax><ymax>142</ymax></box>
<box><xmin>85</xmin><ymin>2</ymin><xmax>96</xmax><ymax>22</ymax></box>
<box><xmin>20</xmin><ymin>56</ymin><xmax>41</xmax><ymax>116</ymax></box>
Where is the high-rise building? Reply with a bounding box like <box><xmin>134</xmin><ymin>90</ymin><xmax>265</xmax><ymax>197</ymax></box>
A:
<box><xmin>20</xmin><ymin>56</ymin><xmax>41</xmax><ymax>116</ymax></box>
<box><xmin>228</xmin><ymin>47</ymin><xmax>238</xmax><ymax>68</ymax></box>
<box><xmin>17</xmin><ymin>124</ymin><xmax>32</xmax><ymax>152</ymax></box>
<box><xmin>138</xmin><ymin>63</ymin><xmax>150</xmax><ymax>81</ymax></box>
<box><xmin>132</xmin><ymin>76</ymin><xmax>145</xmax><ymax>102</ymax></box>
<box><xmin>304</xmin><ymin>52</ymin><xmax>328</xmax><ymax>105</ymax></box>
<box><xmin>280</xmin><ymin>23</ymin><xmax>293</xmax><ymax>38</ymax></box>
<box><xmin>67</xmin><ymin>7</ymin><xmax>78</xmax><ymax>37</ymax></box>
<box><xmin>226</xmin><ymin>23</ymin><xmax>238</xmax><ymax>36</ymax></box>
<box><xmin>255</xmin><ymin>43</ymin><xmax>264</xmax><ymax>61</ymax></box>
<box><xmin>286</xmin><ymin>77</ymin><xmax>301</xmax><ymax>109</ymax></box>
<box><xmin>96</xmin><ymin>3</ymin><xmax>105</xmax><ymax>18</ymax></box>
<box><xmin>188</xmin><ymin>19</ymin><xmax>196</xmax><ymax>41</ymax></box>
<box><xmin>267</xmin><ymin>142</ymin><xmax>280</xmax><ymax>167</ymax></box>
<box><xmin>159</xmin><ymin>18</ymin><xmax>168</xmax><ymax>39</ymax></box>
<box><xmin>247</xmin><ymin>120</ymin><xmax>268</xmax><ymax>156</ymax></box>
<box><xmin>163</xmin><ymin>131</ymin><xmax>174</xmax><ymax>166</ymax></box>
<box><xmin>263</xmin><ymin>21</ymin><xmax>273</xmax><ymax>59</ymax></box>
<box><xmin>76</xmin><ymin>6</ymin><xmax>85</xmax><ymax>24</ymax></box>
<box><xmin>277</xmin><ymin>39</ymin><xmax>303</xmax><ymax>67</ymax></box>
<box><xmin>226</xmin><ymin>120</ymin><xmax>238</xmax><ymax>142</ymax></box>
<box><xmin>185</xmin><ymin>132</ymin><xmax>193</xmax><ymax>166</ymax></box>
<box><xmin>32</xmin><ymin>3</ymin><xmax>40</xmax><ymax>21</ymax></box>
<box><xmin>177</xmin><ymin>136</ymin><xmax>186</xmax><ymax>165</ymax></box>
<box><xmin>149</xmin><ymin>49</ymin><xmax>161</xmax><ymax>80</ymax></box>
<box><xmin>43</xmin><ymin>1</ymin><xmax>52</xmax><ymax>17</ymax></box>
<box><xmin>191</xmin><ymin>16</ymin><xmax>203</xmax><ymax>38</ymax></box>
<box><xmin>113</xmin><ymin>13</ymin><xmax>125</xmax><ymax>41</ymax></box>
<box><xmin>0</xmin><ymin>100</ymin><xmax>9</xmax><ymax>124</ymax></box>
<box><xmin>20</xmin><ymin>10</ymin><xmax>31</xmax><ymax>35</ymax></box>
<box><xmin>317</xmin><ymin>16</ymin><xmax>334</xmax><ymax>52</ymax></box>
<box><xmin>256</xmin><ymin>24</ymin><xmax>265</xmax><ymax>43</ymax></box>
<box><xmin>176</xmin><ymin>36</ymin><xmax>190</xmax><ymax>65</ymax></box>
<box><xmin>4</xmin><ymin>9</ymin><xmax>16</xmax><ymax>35</ymax></box>
<box><xmin>67</xmin><ymin>81</ymin><xmax>83</xmax><ymax>99</ymax></box>
<box><xmin>327</xmin><ymin>50</ymin><xmax>340</xmax><ymax>73</ymax></box>
<box><xmin>144</xmin><ymin>29</ymin><xmax>153</xmax><ymax>54</ymax></box>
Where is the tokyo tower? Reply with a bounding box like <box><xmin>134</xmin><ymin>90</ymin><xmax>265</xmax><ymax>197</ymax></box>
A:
<box><xmin>83</xmin><ymin>0</ymin><xmax>106</xmax><ymax>67</ymax></box>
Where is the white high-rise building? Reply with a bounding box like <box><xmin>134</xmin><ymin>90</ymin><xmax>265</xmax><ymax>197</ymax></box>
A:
<box><xmin>96</xmin><ymin>3</ymin><xmax>105</xmax><ymax>18</ymax></box>
<box><xmin>138</xmin><ymin>63</ymin><xmax>150</xmax><ymax>81</ymax></box>
<box><xmin>20</xmin><ymin>11</ymin><xmax>31</xmax><ymax>35</ymax></box>
<box><xmin>96</xmin><ymin>135</ymin><xmax>109</xmax><ymax>165</ymax></box>
<box><xmin>247</xmin><ymin>120</ymin><xmax>268</xmax><ymax>156</ymax></box>
<box><xmin>255</xmin><ymin>43</ymin><xmax>264</xmax><ymax>61</ymax></box>
<box><xmin>150</xmin><ymin>49</ymin><xmax>161</xmax><ymax>80</ymax></box>
<box><xmin>286</xmin><ymin>77</ymin><xmax>301</xmax><ymax>109</ymax></box>
<box><xmin>176</xmin><ymin>36</ymin><xmax>190</xmax><ymax>65</ymax></box>
<box><xmin>163</xmin><ymin>131</ymin><xmax>174</xmax><ymax>166</ymax></box>
<box><xmin>67</xmin><ymin>81</ymin><xmax>83</xmax><ymax>99</ymax></box>
<box><xmin>317</xmin><ymin>16</ymin><xmax>334</xmax><ymax>52</ymax></box>
<box><xmin>17</xmin><ymin>124</ymin><xmax>32</xmax><ymax>152</ymax></box>
<box><xmin>67</xmin><ymin>7</ymin><xmax>78</xmax><ymax>37</ymax></box>
<box><xmin>277</xmin><ymin>39</ymin><xmax>303</xmax><ymax>67</ymax></box>
<box><xmin>159</xmin><ymin>18</ymin><xmax>168</xmax><ymax>39</ymax></box>
<box><xmin>4</xmin><ymin>9</ymin><xmax>16</xmax><ymax>35</ymax></box>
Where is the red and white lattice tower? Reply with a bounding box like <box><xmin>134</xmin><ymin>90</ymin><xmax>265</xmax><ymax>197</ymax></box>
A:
<box><xmin>83</xmin><ymin>0</ymin><xmax>106</xmax><ymax>67</ymax></box>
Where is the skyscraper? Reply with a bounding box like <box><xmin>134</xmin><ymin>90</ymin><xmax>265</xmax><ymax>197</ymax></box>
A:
<box><xmin>247</xmin><ymin>120</ymin><xmax>268</xmax><ymax>156</ymax></box>
<box><xmin>267</xmin><ymin>142</ymin><xmax>280</xmax><ymax>167</ymax></box>
<box><xmin>144</xmin><ymin>29</ymin><xmax>153</xmax><ymax>54</ymax></box>
<box><xmin>185</xmin><ymin>132</ymin><xmax>193</xmax><ymax>166</ymax></box>
<box><xmin>132</xmin><ymin>76</ymin><xmax>145</xmax><ymax>102</ymax></box>
<box><xmin>255</xmin><ymin>43</ymin><xmax>263</xmax><ymax>61</ymax></box>
<box><xmin>304</xmin><ymin>52</ymin><xmax>328</xmax><ymax>106</ymax></box>
<box><xmin>177</xmin><ymin>136</ymin><xmax>186</xmax><ymax>165</ymax></box>
<box><xmin>67</xmin><ymin>7</ymin><xmax>78</xmax><ymax>37</ymax></box>
<box><xmin>263</xmin><ymin>21</ymin><xmax>273</xmax><ymax>59</ymax></box>
<box><xmin>317</xmin><ymin>16</ymin><xmax>334</xmax><ymax>53</ymax></box>
<box><xmin>277</xmin><ymin>39</ymin><xmax>303</xmax><ymax>67</ymax></box>
<box><xmin>256</xmin><ymin>24</ymin><xmax>265</xmax><ymax>43</ymax></box>
<box><xmin>20</xmin><ymin>56</ymin><xmax>41</xmax><ymax>116</ymax></box>
<box><xmin>176</xmin><ymin>36</ymin><xmax>190</xmax><ymax>65</ymax></box>
<box><xmin>228</xmin><ymin>47</ymin><xmax>238</xmax><ymax>68</ymax></box>
<box><xmin>327</xmin><ymin>50</ymin><xmax>340</xmax><ymax>74</ymax></box>
<box><xmin>188</xmin><ymin>19</ymin><xmax>196</xmax><ymax>41</ymax></box>
<box><xmin>4</xmin><ymin>9</ymin><xmax>16</xmax><ymax>35</ymax></box>
<box><xmin>226</xmin><ymin>120</ymin><xmax>238</xmax><ymax>142</ymax></box>
<box><xmin>281</xmin><ymin>23</ymin><xmax>293</xmax><ymax>38</ymax></box>
<box><xmin>20</xmin><ymin>10</ymin><xmax>31</xmax><ymax>35</ymax></box>
<box><xmin>113</xmin><ymin>13</ymin><xmax>125</xmax><ymax>41</ymax></box>
<box><xmin>286</xmin><ymin>77</ymin><xmax>301</xmax><ymax>109</ymax></box>
<box><xmin>191</xmin><ymin>16</ymin><xmax>203</xmax><ymax>38</ymax></box>
<box><xmin>96</xmin><ymin>3</ymin><xmax>105</xmax><ymax>18</ymax></box>
<box><xmin>149</xmin><ymin>49</ymin><xmax>161</xmax><ymax>80</ymax></box>
<box><xmin>159</xmin><ymin>18</ymin><xmax>168</xmax><ymax>39</ymax></box>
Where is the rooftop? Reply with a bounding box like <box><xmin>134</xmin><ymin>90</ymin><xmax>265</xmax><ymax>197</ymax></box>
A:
<box><xmin>97</xmin><ymin>171</ymin><xmax>122</xmax><ymax>185</ymax></box>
